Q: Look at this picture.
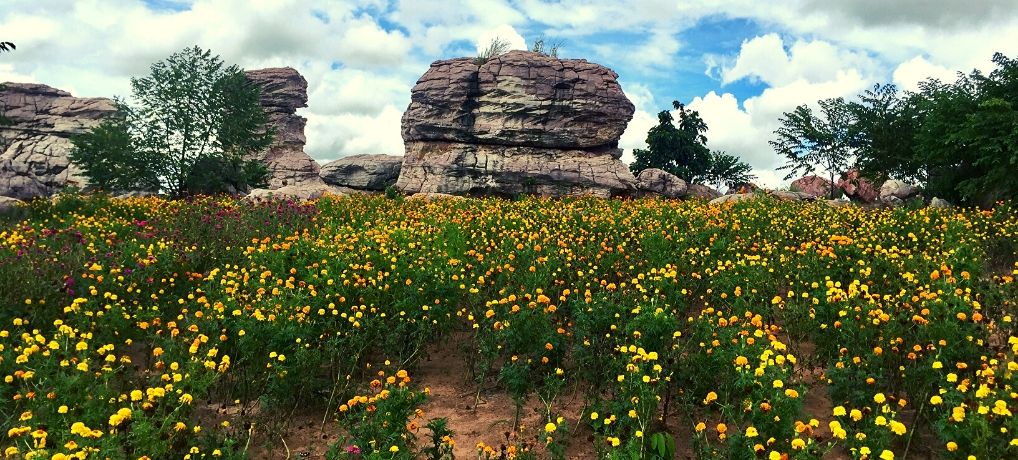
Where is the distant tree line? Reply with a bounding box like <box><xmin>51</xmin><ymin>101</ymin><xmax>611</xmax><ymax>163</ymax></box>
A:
<box><xmin>773</xmin><ymin>52</ymin><xmax>1018</xmax><ymax>206</ymax></box>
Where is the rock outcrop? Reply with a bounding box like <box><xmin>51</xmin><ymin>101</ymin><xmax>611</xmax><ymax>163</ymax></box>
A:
<box><xmin>396</xmin><ymin>50</ymin><xmax>637</xmax><ymax>197</ymax></box>
<box><xmin>791</xmin><ymin>175</ymin><xmax>842</xmax><ymax>199</ymax></box>
<box><xmin>687</xmin><ymin>183</ymin><xmax>722</xmax><ymax>200</ymax></box>
<box><xmin>0</xmin><ymin>195</ymin><xmax>24</xmax><ymax>213</ymax></box>
<box><xmin>0</xmin><ymin>83</ymin><xmax>117</xmax><ymax>198</ymax></box>
<box><xmin>838</xmin><ymin>169</ymin><xmax>879</xmax><ymax>203</ymax></box>
<box><xmin>320</xmin><ymin>154</ymin><xmax>402</xmax><ymax>191</ymax></box>
<box><xmin>245</xmin><ymin>68</ymin><xmax>321</xmax><ymax>189</ymax></box>
<box><xmin>636</xmin><ymin>168</ymin><xmax>687</xmax><ymax>198</ymax></box>
<box><xmin>709</xmin><ymin>190</ymin><xmax>815</xmax><ymax>205</ymax></box>
<box><xmin>879</xmin><ymin>179</ymin><xmax>921</xmax><ymax>205</ymax></box>
<box><xmin>246</xmin><ymin>181</ymin><xmax>349</xmax><ymax>202</ymax></box>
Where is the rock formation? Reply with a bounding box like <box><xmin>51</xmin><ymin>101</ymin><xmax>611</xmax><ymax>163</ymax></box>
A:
<box><xmin>396</xmin><ymin>50</ymin><xmax>637</xmax><ymax>197</ymax></box>
<box><xmin>838</xmin><ymin>169</ymin><xmax>878</xmax><ymax>203</ymax></box>
<box><xmin>879</xmin><ymin>179</ymin><xmax>921</xmax><ymax>205</ymax></box>
<box><xmin>320</xmin><ymin>154</ymin><xmax>402</xmax><ymax>191</ymax></box>
<box><xmin>791</xmin><ymin>175</ymin><xmax>842</xmax><ymax>199</ymax></box>
<box><xmin>0</xmin><ymin>83</ymin><xmax>117</xmax><ymax>198</ymax></box>
<box><xmin>709</xmin><ymin>190</ymin><xmax>814</xmax><ymax>205</ymax></box>
<box><xmin>245</xmin><ymin>68</ymin><xmax>321</xmax><ymax>189</ymax></box>
<box><xmin>636</xmin><ymin>168</ymin><xmax>687</xmax><ymax>198</ymax></box>
<box><xmin>687</xmin><ymin>183</ymin><xmax>722</xmax><ymax>200</ymax></box>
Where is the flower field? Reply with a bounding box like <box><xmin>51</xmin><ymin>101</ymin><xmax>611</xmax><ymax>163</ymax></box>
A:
<box><xmin>1</xmin><ymin>194</ymin><xmax>1017</xmax><ymax>460</ymax></box>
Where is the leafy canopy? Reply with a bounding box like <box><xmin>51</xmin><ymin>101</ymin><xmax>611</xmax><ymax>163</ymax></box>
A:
<box><xmin>771</xmin><ymin>97</ymin><xmax>857</xmax><ymax>198</ymax></box>
<box><xmin>71</xmin><ymin>46</ymin><xmax>272</xmax><ymax>197</ymax></box>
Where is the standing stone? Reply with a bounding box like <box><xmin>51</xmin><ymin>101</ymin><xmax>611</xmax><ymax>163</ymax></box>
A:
<box><xmin>320</xmin><ymin>154</ymin><xmax>403</xmax><ymax>191</ymax></box>
<box><xmin>636</xmin><ymin>168</ymin><xmax>687</xmax><ymax>198</ymax></box>
<box><xmin>397</xmin><ymin>50</ymin><xmax>637</xmax><ymax>197</ymax></box>
<box><xmin>0</xmin><ymin>83</ymin><xmax>117</xmax><ymax>198</ymax></box>
<box><xmin>244</xmin><ymin>68</ymin><xmax>321</xmax><ymax>189</ymax></box>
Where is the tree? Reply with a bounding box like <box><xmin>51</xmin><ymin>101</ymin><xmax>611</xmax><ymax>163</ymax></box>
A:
<box><xmin>849</xmin><ymin>84</ymin><xmax>921</xmax><ymax>183</ymax></box>
<box><xmin>631</xmin><ymin>101</ymin><xmax>712</xmax><ymax>182</ymax></box>
<box><xmin>771</xmin><ymin>97</ymin><xmax>857</xmax><ymax>198</ymax></box>
<box><xmin>69</xmin><ymin>103</ymin><xmax>160</xmax><ymax>193</ymax></box>
<box><xmin>73</xmin><ymin>46</ymin><xmax>272</xmax><ymax>197</ymax></box>
<box><xmin>0</xmin><ymin>42</ymin><xmax>14</xmax><ymax>53</ymax></box>
<box><xmin>702</xmin><ymin>150</ymin><xmax>756</xmax><ymax>190</ymax></box>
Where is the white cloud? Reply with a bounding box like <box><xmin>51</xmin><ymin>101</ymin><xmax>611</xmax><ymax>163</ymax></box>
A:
<box><xmin>892</xmin><ymin>55</ymin><xmax>960</xmax><ymax>91</ymax></box>
<box><xmin>476</xmin><ymin>24</ymin><xmax>528</xmax><ymax>54</ymax></box>
<box><xmin>306</xmin><ymin>105</ymin><xmax>406</xmax><ymax>162</ymax></box>
<box><xmin>722</xmin><ymin>34</ymin><xmax>881</xmax><ymax>87</ymax></box>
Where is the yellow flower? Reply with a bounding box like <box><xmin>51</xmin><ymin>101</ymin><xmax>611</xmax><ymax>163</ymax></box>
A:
<box><xmin>745</xmin><ymin>426</ymin><xmax>758</xmax><ymax>437</ymax></box>
<box><xmin>544</xmin><ymin>422</ymin><xmax>556</xmax><ymax>433</ymax></box>
<box><xmin>791</xmin><ymin>438</ymin><xmax>806</xmax><ymax>450</ymax></box>
<box><xmin>946</xmin><ymin>441</ymin><xmax>958</xmax><ymax>451</ymax></box>
<box><xmin>389</xmin><ymin>446</ymin><xmax>399</xmax><ymax>453</ymax></box>
<box><xmin>704</xmin><ymin>391</ymin><xmax>718</xmax><ymax>404</ymax></box>
<box><xmin>833</xmin><ymin>406</ymin><xmax>846</xmax><ymax>416</ymax></box>
<box><xmin>879</xmin><ymin>449</ymin><xmax>894</xmax><ymax>460</ymax></box>
<box><xmin>874</xmin><ymin>393</ymin><xmax>886</xmax><ymax>404</ymax></box>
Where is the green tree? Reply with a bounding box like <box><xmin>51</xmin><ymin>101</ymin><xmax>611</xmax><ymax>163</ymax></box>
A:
<box><xmin>910</xmin><ymin>53</ymin><xmax>1018</xmax><ymax>205</ymax></box>
<box><xmin>69</xmin><ymin>103</ymin><xmax>161</xmax><ymax>193</ymax></box>
<box><xmin>72</xmin><ymin>47</ymin><xmax>272</xmax><ymax>197</ymax></box>
<box><xmin>630</xmin><ymin>101</ymin><xmax>712</xmax><ymax>182</ymax></box>
<box><xmin>701</xmin><ymin>150</ymin><xmax>756</xmax><ymax>190</ymax></box>
<box><xmin>127</xmin><ymin>46</ymin><xmax>272</xmax><ymax>197</ymax></box>
<box><xmin>771</xmin><ymin>97</ymin><xmax>857</xmax><ymax>198</ymax></box>
<box><xmin>849</xmin><ymin>84</ymin><xmax>921</xmax><ymax>183</ymax></box>
<box><xmin>0</xmin><ymin>42</ymin><xmax>14</xmax><ymax>53</ymax></box>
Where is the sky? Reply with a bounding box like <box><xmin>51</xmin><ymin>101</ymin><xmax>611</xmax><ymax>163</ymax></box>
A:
<box><xmin>2</xmin><ymin>0</ymin><xmax>1017</xmax><ymax>187</ymax></box>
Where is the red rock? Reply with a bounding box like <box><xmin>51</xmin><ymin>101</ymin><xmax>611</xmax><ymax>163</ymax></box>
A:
<box><xmin>790</xmin><ymin>175</ymin><xmax>842</xmax><ymax>199</ymax></box>
<box><xmin>837</xmin><ymin>169</ymin><xmax>879</xmax><ymax>203</ymax></box>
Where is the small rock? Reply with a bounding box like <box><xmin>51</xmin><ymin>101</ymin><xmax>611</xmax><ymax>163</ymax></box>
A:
<box><xmin>879</xmin><ymin>180</ymin><xmax>920</xmax><ymax>204</ymax></box>
<box><xmin>246</xmin><ymin>180</ymin><xmax>345</xmax><ymax>202</ymax></box>
<box><xmin>0</xmin><ymin>195</ymin><xmax>25</xmax><ymax>213</ymax></box>
<box><xmin>636</xmin><ymin>168</ymin><xmax>687</xmax><ymax>198</ymax></box>
<box><xmin>686</xmin><ymin>183</ymin><xmax>722</xmax><ymax>200</ymax></box>
<box><xmin>929</xmin><ymin>197</ymin><xmax>951</xmax><ymax>208</ymax></box>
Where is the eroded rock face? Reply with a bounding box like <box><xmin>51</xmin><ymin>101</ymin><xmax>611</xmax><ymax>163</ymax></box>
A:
<box><xmin>320</xmin><ymin>154</ymin><xmax>402</xmax><ymax>191</ymax></box>
<box><xmin>838</xmin><ymin>169</ymin><xmax>879</xmax><ymax>203</ymax></box>
<box><xmin>636</xmin><ymin>168</ymin><xmax>687</xmax><ymax>198</ymax></box>
<box><xmin>0</xmin><ymin>83</ymin><xmax>117</xmax><ymax>198</ymax></box>
<box><xmin>244</xmin><ymin>68</ymin><xmax>321</xmax><ymax>189</ymax></box>
<box><xmin>791</xmin><ymin>175</ymin><xmax>842</xmax><ymax>199</ymax></box>
<box><xmin>397</xmin><ymin>50</ymin><xmax>637</xmax><ymax>197</ymax></box>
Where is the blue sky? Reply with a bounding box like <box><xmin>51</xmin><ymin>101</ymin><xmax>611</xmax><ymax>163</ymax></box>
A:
<box><xmin>4</xmin><ymin>0</ymin><xmax>1017</xmax><ymax>186</ymax></box>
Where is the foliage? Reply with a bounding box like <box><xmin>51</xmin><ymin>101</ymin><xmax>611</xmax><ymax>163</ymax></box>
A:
<box><xmin>1</xmin><ymin>193</ymin><xmax>1017</xmax><ymax>459</ymax></box>
<box><xmin>69</xmin><ymin>103</ymin><xmax>161</xmax><ymax>193</ymax></box>
<box><xmin>848</xmin><ymin>84</ymin><xmax>921</xmax><ymax>183</ymax></box>
<box><xmin>771</xmin><ymin>97</ymin><xmax>857</xmax><ymax>198</ymax></box>
<box><xmin>475</xmin><ymin>37</ymin><xmax>511</xmax><ymax>65</ymax></box>
<box><xmin>0</xmin><ymin>41</ymin><xmax>14</xmax><ymax>53</ymax></box>
<box><xmin>702</xmin><ymin>150</ymin><xmax>756</xmax><ymax>190</ymax></box>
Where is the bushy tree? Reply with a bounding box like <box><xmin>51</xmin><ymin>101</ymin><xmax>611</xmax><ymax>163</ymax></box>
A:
<box><xmin>71</xmin><ymin>46</ymin><xmax>272</xmax><ymax>197</ymax></box>
<box><xmin>0</xmin><ymin>42</ymin><xmax>14</xmax><ymax>53</ymax></box>
<box><xmin>771</xmin><ymin>97</ymin><xmax>857</xmax><ymax>198</ymax></box>
<box><xmin>849</xmin><ymin>84</ymin><xmax>921</xmax><ymax>183</ymax></box>
<box><xmin>631</xmin><ymin>101</ymin><xmax>711</xmax><ymax>182</ymax></box>
<box><xmin>69</xmin><ymin>103</ymin><xmax>160</xmax><ymax>193</ymax></box>
<box><xmin>702</xmin><ymin>150</ymin><xmax>756</xmax><ymax>190</ymax></box>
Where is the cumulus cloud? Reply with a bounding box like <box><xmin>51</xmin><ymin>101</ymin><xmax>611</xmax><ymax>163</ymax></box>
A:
<box><xmin>476</xmin><ymin>24</ymin><xmax>528</xmax><ymax>54</ymax></box>
<box><xmin>892</xmin><ymin>56</ymin><xmax>961</xmax><ymax>91</ymax></box>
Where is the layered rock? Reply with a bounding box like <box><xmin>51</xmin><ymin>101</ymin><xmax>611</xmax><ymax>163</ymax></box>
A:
<box><xmin>0</xmin><ymin>83</ymin><xmax>117</xmax><ymax>198</ymax></box>
<box><xmin>636</xmin><ymin>168</ymin><xmax>687</xmax><ymax>198</ymax></box>
<box><xmin>320</xmin><ymin>154</ymin><xmax>402</xmax><ymax>191</ymax></box>
<box><xmin>245</xmin><ymin>68</ymin><xmax>321</xmax><ymax>188</ymax></box>
<box><xmin>790</xmin><ymin>175</ymin><xmax>842</xmax><ymax>199</ymax></box>
<box><xmin>396</xmin><ymin>50</ymin><xmax>637</xmax><ymax>197</ymax></box>
<box><xmin>838</xmin><ymin>169</ymin><xmax>879</xmax><ymax>203</ymax></box>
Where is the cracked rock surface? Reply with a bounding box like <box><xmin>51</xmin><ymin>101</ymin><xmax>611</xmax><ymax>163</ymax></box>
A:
<box><xmin>244</xmin><ymin>68</ymin><xmax>321</xmax><ymax>189</ymax></box>
<box><xmin>397</xmin><ymin>50</ymin><xmax>637</xmax><ymax>197</ymax></box>
<box><xmin>1</xmin><ymin>83</ymin><xmax>117</xmax><ymax>198</ymax></box>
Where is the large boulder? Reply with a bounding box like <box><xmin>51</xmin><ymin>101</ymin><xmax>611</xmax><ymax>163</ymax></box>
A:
<box><xmin>320</xmin><ymin>154</ymin><xmax>402</xmax><ymax>191</ymax></box>
<box><xmin>396</xmin><ymin>50</ymin><xmax>637</xmax><ymax>197</ymax></box>
<box><xmin>636</xmin><ymin>168</ymin><xmax>687</xmax><ymax>198</ymax></box>
<box><xmin>246</xmin><ymin>181</ymin><xmax>348</xmax><ymax>202</ymax></box>
<box><xmin>790</xmin><ymin>175</ymin><xmax>842</xmax><ymax>199</ymax></box>
<box><xmin>687</xmin><ymin>183</ymin><xmax>722</xmax><ymax>200</ymax></box>
<box><xmin>837</xmin><ymin>169</ymin><xmax>879</xmax><ymax>203</ymax></box>
<box><xmin>0</xmin><ymin>83</ymin><xmax>117</xmax><ymax>198</ymax></box>
<box><xmin>879</xmin><ymin>179</ymin><xmax>920</xmax><ymax>205</ymax></box>
<box><xmin>244</xmin><ymin>68</ymin><xmax>321</xmax><ymax>188</ymax></box>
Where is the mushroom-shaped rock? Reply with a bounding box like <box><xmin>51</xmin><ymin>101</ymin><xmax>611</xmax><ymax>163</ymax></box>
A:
<box><xmin>244</xmin><ymin>68</ymin><xmax>322</xmax><ymax>189</ymax></box>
